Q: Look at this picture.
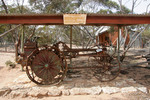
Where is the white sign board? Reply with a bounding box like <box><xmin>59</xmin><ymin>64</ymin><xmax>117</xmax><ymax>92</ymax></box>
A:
<box><xmin>63</xmin><ymin>14</ymin><xmax>87</xmax><ymax>25</ymax></box>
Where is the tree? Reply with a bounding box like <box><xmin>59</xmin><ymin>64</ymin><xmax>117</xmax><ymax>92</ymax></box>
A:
<box><xmin>0</xmin><ymin>0</ymin><xmax>36</xmax><ymax>44</ymax></box>
<box><xmin>28</xmin><ymin>0</ymin><xmax>83</xmax><ymax>13</ymax></box>
<box><xmin>142</xmin><ymin>27</ymin><xmax>150</xmax><ymax>47</ymax></box>
<box><xmin>0</xmin><ymin>0</ymin><xmax>150</xmax><ymax>61</ymax></box>
<box><xmin>116</xmin><ymin>0</ymin><xmax>150</xmax><ymax>62</ymax></box>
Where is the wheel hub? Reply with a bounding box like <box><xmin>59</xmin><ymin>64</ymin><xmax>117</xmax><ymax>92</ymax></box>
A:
<box><xmin>45</xmin><ymin>64</ymin><xmax>49</xmax><ymax>68</ymax></box>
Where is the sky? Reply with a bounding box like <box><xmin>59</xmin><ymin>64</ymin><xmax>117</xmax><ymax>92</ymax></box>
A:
<box><xmin>112</xmin><ymin>0</ymin><xmax>150</xmax><ymax>14</ymax></box>
<box><xmin>3</xmin><ymin>0</ymin><xmax>150</xmax><ymax>14</ymax></box>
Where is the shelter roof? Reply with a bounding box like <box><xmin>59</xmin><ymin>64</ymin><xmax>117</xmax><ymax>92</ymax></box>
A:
<box><xmin>0</xmin><ymin>14</ymin><xmax>150</xmax><ymax>26</ymax></box>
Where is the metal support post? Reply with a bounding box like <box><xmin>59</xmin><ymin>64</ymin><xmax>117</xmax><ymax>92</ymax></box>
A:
<box><xmin>15</xmin><ymin>43</ymin><xmax>18</xmax><ymax>62</ymax></box>
<box><xmin>117</xmin><ymin>25</ymin><xmax>121</xmax><ymax>62</ymax></box>
<box><xmin>21</xmin><ymin>25</ymin><xmax>24</xmax><ymax>71</ymax></box>
<box><xmin>70</xmin><ymin>25</ymin><xmax>72</xmax><ymax>49</ymax></box>
<box><xmin>70</xmin><ymin>25</ymin><xmax>72</xmax><ymax>67</ymax></box>
<box><xmin>21</xmin><ymin>25</ymin><xmax>24</xmax><ymax>54</ymax></box>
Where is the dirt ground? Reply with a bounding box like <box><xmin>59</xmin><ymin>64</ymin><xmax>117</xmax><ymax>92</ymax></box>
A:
<box><xmin>0</xmin><ymin>48</ymin><xmax>150</xmax><ymax>100</ymax></box>
<box><xmin>120</xmin><ymin>48</ymin><xmax>150</xmax><ymax>89</ymax></box>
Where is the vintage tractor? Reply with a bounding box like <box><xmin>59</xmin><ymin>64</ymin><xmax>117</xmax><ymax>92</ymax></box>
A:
<box><xmin>15</xmin><ymin>35</ymin><xmax>120</xmax><ymax>85</ymax></box>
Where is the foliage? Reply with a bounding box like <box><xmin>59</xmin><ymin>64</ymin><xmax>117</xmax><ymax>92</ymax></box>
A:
<box><xmin>0</xmin><ymin>4</ymin><xmax>33</xmax><ymax>43</ymax></box>
<box><xmin>142</xmin><ymin>28</ymin><xmax>150</xmax><ymax>43</ymax></box>
<box><xmin>5</xmin><ymin>60</ymin><xmax>16</xmax><ymax>68</ymax></box>
<box><xmin>28</xmin><ymin>0</ymin><xmax>83</xmax><ymax>13</ymax></box>
<box><xmin>98</xmin><ymin>9</ymin><xmax>113</xmax><ymax>14</ymax></box>
<box><xmin>108</xmin><ymin>26</ymin><xmax>115</xmax><ymax>33</ymax></box>
<box><xmin>97</xmin><ymin>0</ymin><xmax>119</xmax><ymax>10</ymax></box>
<box><xmin>33</xmin><ymin>26</ymin><xmax>52</xmax><ymax>45</ymax></box>
<box><xmin>116</xmin><ymin>5</ymin><xmax>130</xmax><ymax>14</ymax></box>
<box><xmin>0</xmin><ymin>0</ymin><xmax>146</xmax><ymax>50</ymax></box>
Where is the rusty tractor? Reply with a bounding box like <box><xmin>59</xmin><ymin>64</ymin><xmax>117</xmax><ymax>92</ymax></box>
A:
<box><xmin>15</xmin><ymin>37</ymin><xmax>120</xmax><ymax>85</ymax></box>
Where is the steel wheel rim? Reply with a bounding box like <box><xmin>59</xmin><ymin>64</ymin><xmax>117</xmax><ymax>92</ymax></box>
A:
<box><xmin>26</xmin><ymin>46</ymin><xmax>67</xmax><ymax>85</ymax></box>
<box><xmin>93</xmin><ymin>52</ymin><xmax>120</xmax><ymax>82</ymax></box>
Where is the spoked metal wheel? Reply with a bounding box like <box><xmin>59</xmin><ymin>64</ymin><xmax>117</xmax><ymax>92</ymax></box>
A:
<box><xmin>91</xmin><ymin>52</ymin><xmax>120</xmax><ymax>82</ymax></box>
<box><xmin>26</xmin><ymin>46</ymin><xmax>67</xmax><ymax>85</ymax></box>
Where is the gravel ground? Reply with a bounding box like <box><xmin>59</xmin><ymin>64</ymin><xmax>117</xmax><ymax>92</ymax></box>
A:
<box><xmin>0</xmin><ymin>48</ymin><xmax>150</xmax><ymax>100</ymax></box>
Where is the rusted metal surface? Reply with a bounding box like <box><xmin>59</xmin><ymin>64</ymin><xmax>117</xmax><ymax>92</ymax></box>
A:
<box><xmin>31</xmin><ymin>50</ymin><xmax>62</xmax><ymax>82</ymax></box>
<box><xmin>26</xmin><ymin>46</ymin><xmax>67</xmax><ymax>85</ymax></box>
<box><xmin>20</xmin><ymin>40</ymin><xmax>37</xmax><ymax>67</ymax></box>
<box><xmin>13</xmin><ymin>39</ymin><xmax>121</xmax><ymax>85</ymax></box>
<box><xmin>68</xmin><ymin>66</ymin><xmax>104</xmax><ymax>69</ymax></box>
<box><xmin>90</xmin><ymin>53</ymin><xmax>121</xmax><ymax>82</ymax></box>
<box><xmin>0</xmin><ymin>14</ymin><xmax>63</xmax><ymax>25</ymax></box>
<box><xmin>7</xmin><ymin>13</ymin><xmax>133</xmax><ymax>85</ymax></box>
<box><xmin>0</xmin><ymin>14</ymin><xmax>150</xmax><ymax>25</ymax></box>
<box><xmin>13</xmin><ymin>38</ymin><xmax>120</xmax><ymax>85</ymax></box>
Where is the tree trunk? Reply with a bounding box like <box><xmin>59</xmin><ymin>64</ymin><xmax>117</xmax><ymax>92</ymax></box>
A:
<box><xmin>120</xmin><ymin>25</ymin><xmax>149</xmax><ymax>62</ymax></box>
<box><xmin>1</xmin><ymin>0</ymin><xmax>8</xmax><ymax>13</ymax></box>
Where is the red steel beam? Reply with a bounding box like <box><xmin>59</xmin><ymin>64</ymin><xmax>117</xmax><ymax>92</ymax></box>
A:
<box><xmin>0</xmin><ymin>14</ymin><xmax>63</xmax><ymax>25</ymax></box>
<box><xmin>0</xmin><ymin>14</ymin><xmax>150</xmax><ymax>25</ymax></box>
<box><xmin>87</xmin><ymin>15</ymin><xmax>150</xmax><ymax>25</ymax></box>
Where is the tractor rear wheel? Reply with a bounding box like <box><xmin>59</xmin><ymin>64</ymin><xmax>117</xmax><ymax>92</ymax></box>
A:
<box><xmin>26</xmin><ymin>46</ymin><xmax>67</xmax><ymax>85</ymax></box>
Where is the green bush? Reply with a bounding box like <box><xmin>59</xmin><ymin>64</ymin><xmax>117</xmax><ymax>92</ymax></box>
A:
<box><xmin>5</xmin><ymin>60</ymin><xmax>16</xmax><ymax>68</ymax></box>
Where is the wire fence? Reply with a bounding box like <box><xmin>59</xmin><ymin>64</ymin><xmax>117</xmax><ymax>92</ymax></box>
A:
<box><xmin>0</xmin><ymin>43</ymin><xmax>15</xmax><ymax>53</ymax></box>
